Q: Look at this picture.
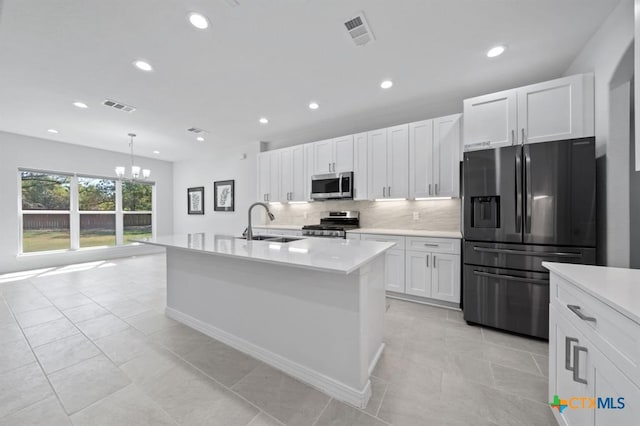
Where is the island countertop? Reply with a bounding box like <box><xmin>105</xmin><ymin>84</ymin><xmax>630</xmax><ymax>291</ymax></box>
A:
<box><xmin>543</xmin><ymin>262</ymin><xmax>640</xmax><ymax>324</ymax></box>
<box><xmin>140</xmin><ymin>234</ymin><xmax>396</xmax><ymax>274</ymax></box>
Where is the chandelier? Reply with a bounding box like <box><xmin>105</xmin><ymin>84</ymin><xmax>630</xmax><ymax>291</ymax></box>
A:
<box><xmin>115</xmin><ymin>133</ymin><xmax>150</xmax><ymax>180</ymax></box>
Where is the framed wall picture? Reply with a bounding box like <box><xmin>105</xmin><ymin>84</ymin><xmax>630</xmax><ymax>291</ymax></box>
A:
<box><xmin>214</xmin><ymin>180</ymin><xmax>234</xmax><ymax>212</ymax></box>
<box><xmin>187</xmin><ymin>186</ymin><xmax>205</xmax><ymax>215</ymax></box>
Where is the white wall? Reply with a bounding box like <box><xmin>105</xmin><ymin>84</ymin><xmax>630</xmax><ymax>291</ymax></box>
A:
<box><xmin>172</xmin><ymin>141</ymin><xmax>260</xmax><ymax>236</ymax></box>
<box><xmin>0</xmin><ymin>131</ymin><xmax>173</xmax><ymax>273</ymax></box>
<box><xmin>564</xmin><ymin>0</ymin><xmax>635</xmax><ymax>266</ymax></box>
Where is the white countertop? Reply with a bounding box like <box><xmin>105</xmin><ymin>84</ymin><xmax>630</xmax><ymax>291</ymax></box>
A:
<box><xmin>347</xmin><ymin>228</ymin><xmax>462</xmax><ymax>239</ymax></box>
<box><xmin>139</xmin><ymin>234</ymin><xmax>395</xmax><ymax>274</ymax></box>
<box><xmin>543</xmin><ymin>262</ymin><xmax>640</xmax><ymax>324</ymax></box>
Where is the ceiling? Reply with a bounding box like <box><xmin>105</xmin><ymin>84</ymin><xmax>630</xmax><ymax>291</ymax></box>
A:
<box><xmin>0</xmin><ymin>0</ymin><xmax>620</xmax><ymax>161</ymax></box>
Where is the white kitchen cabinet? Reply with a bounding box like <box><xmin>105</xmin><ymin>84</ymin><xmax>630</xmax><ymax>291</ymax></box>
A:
<box><xmin>368</xmin><ymin>125</ymin><xmax>409</xmax><ymax>199</ymax></box>
<box><xmin>304</xmin><ymin>143</ymin><xmax>314</xmax><ymax>201</ymax></box>
<box><xmin>353</xmin><ymin>132</ymin><xmax>368</xmax><ymax>200</ymax></box>
<box><xmin>547</xmin><ymin>265</ymin><xmax>640</xmax><ymax>426</ymax></box>
<box><xmin>463</xmin><ymin>89</ymin><xmax>517</xmax><ymax>151</ymax></box>
<box><xmin>360</xmin><ymin>234</ymin><xmax>405</xmax><ymax>293</ymax></box>
<box><xmin>517</xmin><ymin>74</ymin><xmax>594</xmax><ymax>144</ymax></box>
<box><xmin>463</xmin><ymin>74</ymin><xmax>594</xmax><ymax>151</ymax></box>
<box><xmin>409</xmin><ymin>115</ymin><xmax>461</xmax><ymax>199</ymax></box>
<box><xmin>257</xmin><ymin>151</ymin><xmax>281</xmax><ymax>202</ymax></box>
<box><xmin>405</xmin><ymin>250</ymin><xmax>460</xmax><ymax>303</ymax></box>
<box><xmin>310</xmin><ymin>136</ymin><xmax>353</xmax><ymax>175</ymax></box>
<box><xmin>281</xmin><ymin>145</ymin><xmax>305</xmax><ymax>202</ymax></box>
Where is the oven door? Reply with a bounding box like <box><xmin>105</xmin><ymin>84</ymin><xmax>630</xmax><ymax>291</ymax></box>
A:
<box><xmin>311</xmin><ymin>172</ymin><xmax>353</xmax><ymax>200</ymax></box>
<box><xmin>463</xmin><ymin>265</ymin><xmax>549</xmax><ymax>339</ymax></box>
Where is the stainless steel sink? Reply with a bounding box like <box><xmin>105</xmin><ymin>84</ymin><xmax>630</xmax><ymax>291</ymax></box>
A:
<box><xmin>237</xmin><ymin>235</ymin><xmax>304</xmax><ymax>243</ymax></box>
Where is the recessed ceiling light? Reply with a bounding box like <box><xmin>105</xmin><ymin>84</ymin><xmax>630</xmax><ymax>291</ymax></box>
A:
<box><xmin>196</xmin><ymin>136</ymin><xmax>205</xmax><ymax>142</ymax></box>
<box><xmin>380</xmin><ymin>80</ymin><xmax>393</xmax><ymax>89</ymax></box>
<box><xmin>133</xmin><ymin>60</ymin><xmax>153</xmax><ymax>72</ymax></box>
<box><xmin>308</xmin><ymin>102</ymin><xmax>319</xmax><ymax>110</ymax></box>
<box><xmin>73</xmin><ymin>101</ymin><xmax>88</xmax><ymax>109</ymax></box>
<box><xmin>259</xmin><ymin>117</ymin><xmax>269</xmax><ymax>124</ymax></box>
<box><xmin>153</xmin><ymin>150</ymin><xmax>160</xmax><ymax>154</ymax></box>
<box><xmin>47</xmin><ymin>129</ymin><xmax>59</xmax><ymax>134</ymax></box>
<box><xmin>487</xmin><ymin>45</ymin><xmax>506</xmax><ymax>58</ymax></box>
<box><xmin>188</xmin><ymin>12</ymin><xmax>209</xmax><ymax>29</ymax></box>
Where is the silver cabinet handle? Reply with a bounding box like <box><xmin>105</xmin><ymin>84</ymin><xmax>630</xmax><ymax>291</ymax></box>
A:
<box><xmin>333</xmin><ymin>162</ymin><xmax>336</xmax><ymax>172</ymax></box>
<box><xmin>435</xmin><ymin>183</ymin><xmax>438</xmax><ymax>195</ymax></box>
<box><xmin>328</xmin><ymin>162</ymin><xmax>332</xmax><ymax>172</ymax></box>
<box><xmin>573</xmin><ymin>345</ymin><xmax>588</xmax><ymax>384</ymax></box>
<box><xmin>511</xmin><ymin>129</ymin><xmax>515</xmax><ymax>145</ymax></box>
<box><xmin>567</xmin><ymin>305</ymin><xmax>597</xmax><ymax>323</ymax></box>
<box><xmin>467</xmin><ymin>141</ymin><xmax>491</xmax><ymax>148</ymax></box>
<box><xmin>423</xmin><ymin>243</ymin><xmax>439</xmax><ymax>247</ymax></box>
<box><xmin>426</xmin><ymin>254</ymin><xmax>429</xmax><ymax>267</ymax></box>
<box><xmin>388</xmin><ymin>186</ymin><xmax>391</xmax><ymax>196</ymax></box>
<box><xmin>428</xmin><ymin>183</ymin><xmax>432</xmax><ymax>195</ymax></box>
<box><xmin>521</xmin><ymin>128</ymin><xmax>525</xmax><ymax>144</ymax></box>
<box><xmin>382</xmin><ymin>187</ymin><xmax>386</xmax><ymax>197</ymax></box>
<box><xmin>433</xmin><ymin>255</ymin><xmax>436</xmax><ymax>268</ymax></box>
<box><xmin>565</xmin><ymin>337</ymin><xmax>578</xmax><ymax>371</ymax></box>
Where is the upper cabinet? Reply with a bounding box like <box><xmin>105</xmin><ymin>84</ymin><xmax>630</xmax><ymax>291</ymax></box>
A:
<box><xmin>463</xmin><ymin>73</ymin><xmax>594</xmax><ymax>151</ymax></box>
<box><xmin>368</xmin><ymin>125</ymin><xmax>409</xmax><ymax>199</ymax></box>
<box><xmin>256</xmin><ymin>150</ymin><xmax>281</xmax><ymax>203</ymax></box>
<box><xmin>353</xmin><ymin>132</ymin><xmax>368</xmax><ymax>200</ymax></box>
<box><xmin>409</xmin><ymin>114</ymin><xmax>461</xmax><ymax>199</ymax></box>
<box><xmin>310</xmin><ymin>136</ymin><xmax>354</xmax><ymax>175</ymax></box>
<box><xmin>257</xmin><ymin>145</ymin><xmax>306</xmax><ymax>203</ymax></box>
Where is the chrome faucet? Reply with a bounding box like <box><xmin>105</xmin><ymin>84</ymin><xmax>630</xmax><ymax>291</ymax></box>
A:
<box><xmin>247</xmin><ymin>202</ymin><xmax>275</xmax><ymax>240</ymax></box>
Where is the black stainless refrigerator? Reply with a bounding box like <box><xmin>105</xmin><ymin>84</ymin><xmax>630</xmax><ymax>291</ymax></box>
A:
<box><xmin>462</xmin><ymin>137</ymin><xmax>596</xmax><ymax>339</ymax></box>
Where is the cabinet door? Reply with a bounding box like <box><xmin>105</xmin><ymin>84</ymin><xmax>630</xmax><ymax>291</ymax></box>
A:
<box><xmin>304</xmin><ymin>143</ymin><xmax>314</xmax><ymax>201</ymax></box>
<box><xmin>433</xmin><ymin>114</ymin><xmax>461</xmax><ymax>198</ymax></box>
<box><xmin>517</xmin><ymin>74</ymin><xmax>594</xmax><ymax>144</ymax></box>
<box><xmin>550</xmin><ymin>306</ymin><xmax>595</xmax><ymax>426</ymax></box>
<box><xmin>257</xmin><ymin>153</ymin><xmax>270</xmax><ymax>202</ymax></box>
<box><xmin>290</xmin><ymin>145</ymin><xmax>306</xmax><ymax>201</ymax></box>
<box><xmin>385</xmin><ymin>249</ymin><xmax>405</xmax><ymax>293</ymax></box>
<box><xmin>353</xmin><ymin>132</ymin><xmax>368</xmax><ymax>200</ymax></box>
<box><xmin>405</xmin><ymin>250</ymin><xmax>431</xmax><ymax>297</ymax></box>
<box><xmin>280</xmin><ymin>148</ymin><xmax>293</xmax><ymax>202</ymax></box>
<box><xmin>368</xmin><ymin>128</ymin><xmax>388</xmax><ymax>199</ymax></box>
<box><xmin>312</xmin><ymin>139</ymin><xmax>333</xmax><ymax>174</ymax></box>
<box><xmin>333</xmin><ymin>135</ymin><xmax>354</xmax><ymax>173</ymax></box>
<box><xmin>593</xmin><ymin>348</ymin><xmax>640</xmax><ymax>425</ymax></box>
<box><xmin>430</xmin><ymin>253</ymin><xmax>460</xmax><ymax>303</ymax></box>
<box><xmin>409</xmin><ymin>120</ymin><xmax>434</xmax><ymax>199</ymax></box>
<box><xmin>463</xmin><ymin>89</ymin><xmax>517</xmax><ymax>151</ymax></box>
<box><xmin>387</xmin><ymin>124</ymin><xmax>409</xmax><ymax>198</ymax></box>
<box><xmin>267</xmin><ymin>151</ymin><xmax>281</xmax><ymax>202</ymax></box>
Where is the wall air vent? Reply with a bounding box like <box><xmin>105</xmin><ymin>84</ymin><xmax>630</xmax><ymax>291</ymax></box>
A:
<box><xmin>187</xmin><ymin>127</ymin><xmax>208</xmax><ymax>134</ymax></box>
<box><xmin>344</xmin><ymin>12</ymin><xmax>375</xmax><ymax>46</ymax></box>
<box><xmin>102</xmin><ymin>99</ymin><xmax>136</xmax><ymax>113</ymax></box>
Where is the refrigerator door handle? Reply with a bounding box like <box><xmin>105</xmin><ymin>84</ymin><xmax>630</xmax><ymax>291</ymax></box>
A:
<box><xmin>472</xmin><ymin>270</ymin><xmax>549</xmax><ymax>285</ymax></box>
<box><xmin>524</xmin><ymin>145</ymin><xmax>532</xmax><ymax>233</ymax></box>
<box><xmin>471</xmin><ymin>246</ymin><xmax>583</xmax><ymax>258</ymax></box>
<box><xmin>515</xmin><ymin>150</ymin><xmax>522</xmax><ymax>233</ymax></box>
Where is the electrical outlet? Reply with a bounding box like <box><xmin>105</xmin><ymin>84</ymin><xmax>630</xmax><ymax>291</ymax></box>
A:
<box><xmin>413</xmin><ymin>211</ymin><xmax>420</xmax><ymax>220</ymax></box>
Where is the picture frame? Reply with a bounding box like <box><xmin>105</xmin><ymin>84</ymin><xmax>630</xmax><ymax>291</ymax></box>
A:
<box><xmin>214</xmin><ymin>180</ymin><xmax>234</xmax><ymax>212</ymax></box>
<box><xmin>187</xmin><ymin>186</ymin><xmax>205</xmax><ymax>215</ymax></box>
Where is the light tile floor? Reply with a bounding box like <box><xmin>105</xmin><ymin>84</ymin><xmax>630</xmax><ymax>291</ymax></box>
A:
<box><xmin>0</xmin><ymin>254</ymin><xmax>556</xmax><ymax>425</ymax></box>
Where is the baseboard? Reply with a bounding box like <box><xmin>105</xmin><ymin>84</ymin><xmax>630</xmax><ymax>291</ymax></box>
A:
<box><xmin>166</xmin><ymin>307</ymin><xmax>372</xmax><ymax>408</ymax></box>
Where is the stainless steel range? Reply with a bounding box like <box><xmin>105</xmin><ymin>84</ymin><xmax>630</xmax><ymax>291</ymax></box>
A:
<box><xmin>302</xmin><ymin>211</ymin><xmax>359</xmax><ymax>238</ymax></box>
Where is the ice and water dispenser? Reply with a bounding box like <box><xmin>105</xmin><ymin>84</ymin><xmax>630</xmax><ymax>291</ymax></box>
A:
<box><xmin>470</xmin><ymin>196</ymin><xmax>500</xmax><ymax>229</ymax></box>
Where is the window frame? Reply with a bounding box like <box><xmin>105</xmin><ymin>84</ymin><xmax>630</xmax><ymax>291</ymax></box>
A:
<box><xmin>18</xmin><ymin>168</ymin><xmax>156</xmax><ymax>255</ymax></box>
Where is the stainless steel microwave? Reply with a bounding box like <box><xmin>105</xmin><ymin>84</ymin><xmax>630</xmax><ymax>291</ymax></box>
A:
<box><xmin>310</xmin><ymin>172</ymin><xmax>353</xmax><ymax>200</ymax></box>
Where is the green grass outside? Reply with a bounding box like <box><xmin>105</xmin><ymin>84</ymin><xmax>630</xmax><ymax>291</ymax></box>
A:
<box><xmin>22</xmin><ymin>229</ymin><xmax>152</xmax><ymax>252</ymax></box>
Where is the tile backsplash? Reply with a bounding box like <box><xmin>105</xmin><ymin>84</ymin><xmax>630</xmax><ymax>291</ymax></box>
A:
<box><xmin>266</xmin><ymin>199</ymin><xmax>461</xmax><ymax>231</ymax></box>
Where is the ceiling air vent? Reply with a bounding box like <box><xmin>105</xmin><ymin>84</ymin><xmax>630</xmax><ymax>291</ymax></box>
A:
<box><xmin>102</xmin><ymin>99</ymin><xmax>136</xmax><ymax>113</ymax></box>
<box><xmin>187</xmin><ymin>127</ymin><xmax>208</xmax><ymax>134</ymax></box>
<box><xmin>344</xmin><ymin>12</ymin><xmax>374</xmax><ymax>46</ymax></box>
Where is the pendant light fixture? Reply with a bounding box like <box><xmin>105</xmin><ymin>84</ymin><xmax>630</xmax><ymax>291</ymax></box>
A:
<box><xmin>115</xmin><ymin>133</ymin><xmax>150</xmax><ymax>180</ymax></box>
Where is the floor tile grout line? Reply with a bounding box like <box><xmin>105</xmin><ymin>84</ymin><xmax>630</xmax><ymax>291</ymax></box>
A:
<box><xmin>374</xmin><ymin>381</ymin><xmax>390</xmax><ymax>418</ymax></box>
<box><xmin>311</xmin><ymin>397</ymin><xmax>333</xmax><ymax>426</ymax></box>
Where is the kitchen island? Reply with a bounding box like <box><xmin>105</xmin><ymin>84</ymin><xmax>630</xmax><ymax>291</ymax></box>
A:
<box><xmin>140</xmin><ymin>233</ymin><xmax>395</xmax><ymax>408</ymax></box>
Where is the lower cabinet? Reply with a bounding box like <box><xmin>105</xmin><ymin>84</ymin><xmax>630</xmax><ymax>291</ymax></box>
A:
<box><xmin>356</xmin><ymin>233</ymin><xmax>461</xmax><ymax>306</ymax></box>
<box><xmin>405</xmin><ymin>251</ymin><xmax>461</xmax><ymax>303</ymax></box>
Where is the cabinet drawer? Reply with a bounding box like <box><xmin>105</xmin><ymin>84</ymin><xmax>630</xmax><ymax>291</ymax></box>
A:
<box><xmin>406</xmin><ymin>237</ymin><xmax>460</xmax><ymax>254</ymax></box>
<box><xmin>552</xmin><ymin>274</ymin><xmax>640</xmax><ymax>385</ymax></box>
<box><xmin>360</xmin><ymin>234</ymin><xmax>405</xmax><ymax>250</ymax></box>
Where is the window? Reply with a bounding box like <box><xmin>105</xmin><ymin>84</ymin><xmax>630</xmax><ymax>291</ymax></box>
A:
<box><xmin>78</xmin><ymin>177</ymin><xmax>116</xmax><ymax>248</ymax></box>
<box><xmin>19</xmin><ymin>170</ymin><xmax>155</xmax><ymax>254</ymax></box>
<box><xmin>21</xmin><ymin>172</ymin><xmax>72</xmax><ymax>253</ymax></box>
<box><xmin>122</xmin><ymin>182</ymin><xmax>153</xmax><ymax>244</ymax></box>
